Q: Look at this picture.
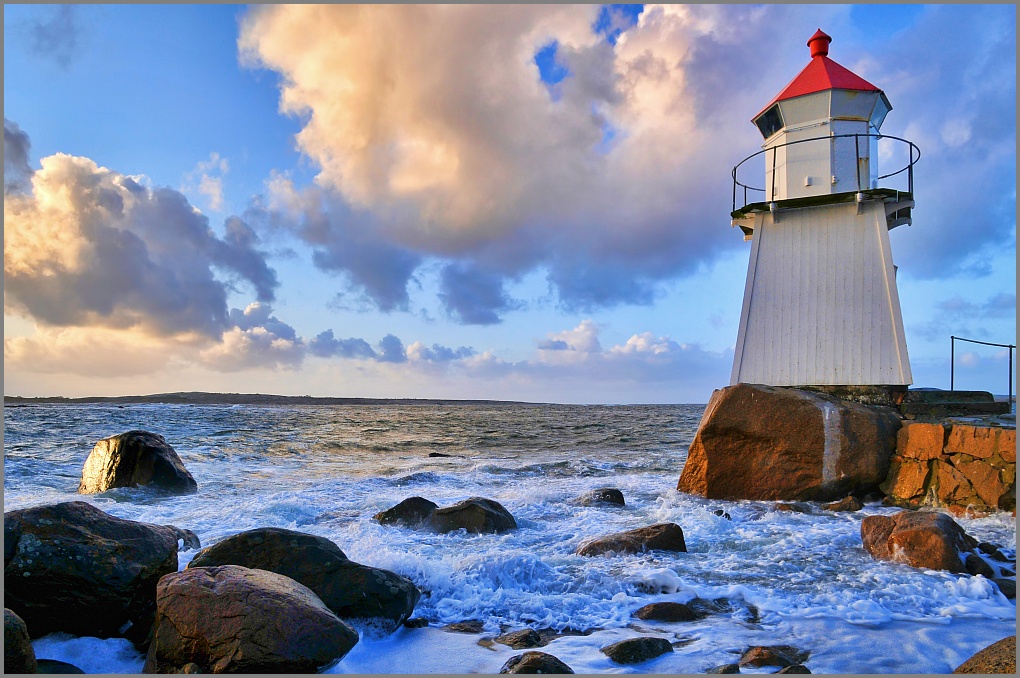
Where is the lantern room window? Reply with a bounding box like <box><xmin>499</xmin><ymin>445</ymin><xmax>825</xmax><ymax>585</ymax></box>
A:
<box><xmin>755</xmin><ymin>104</ymin><xmax>784</xmax><ymax>139</ymax></box>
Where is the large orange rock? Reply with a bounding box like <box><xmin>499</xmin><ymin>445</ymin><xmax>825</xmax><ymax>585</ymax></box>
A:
<box><xmin>953</xmin><ymin>635</ymin><xmax>1015</xmax><ymax>674</ymax></box>
<box><xmin>946</xmin><ymin>426</ymin><xmax>1014</xmax><ymax>461</ymax></box>
<box><xmin>861</xmin><ymin>510</ymin><xmax>978</xmax><ymax>573</ymax></box>
<box><xmin>880</xmin><ymin>459</ymin><xmax>930</xmax><ymax>505</ymax></box>
<box><xmin>678</xmin><ymin>384</ymin><xmax>901</xmax><ymax>501</ymax></box>
<box><xmin>896</xmin><ymin>422</ymin><xmax>946</xmax><ymax>460</ymax></box>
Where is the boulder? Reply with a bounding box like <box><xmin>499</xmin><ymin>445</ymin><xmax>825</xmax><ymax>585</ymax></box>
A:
<box><xmin>500</xmin><ymin>651</ymin><xmax>574</xmax><ymax>674</ymax></box>
<box><xmin>574</xmin><ymin>488</ymin><xmax>626</xmax><ymax>506</ymax></box>
<box><xmin>442</xmin><ymin>620</ymin><xmax>486</xmax><ymax>634</ymax></box>
<box><xmin>577</xmin><ymin>523</ymin><xmax>686</xmax><ymax>557</ymax></box>
<box><xmin>777</xmin><ymin>666</ymin><xmax>812</xmax><ymax>674</ymax></box>
<box><xmin>4</xmin><ymin>501</ymin><xmax>183</xmax><ymax>638</ymax></box>
<box><xmin>739</xmin><ymin>646</ymin><xmax>809</xmax><ymax>668</ymax></box>
<box><xmin>143</xmin><ymin>565</ymin><xmax>358</xmax><ymax>673</ymax></box>
<box><xmin>5</xmin><ymin>608</ymin><xmax>37</xmax><ymax>674</ymax></box>
<box><xmin>633</xmin><ymin>602</ymin><xmax>698</xmax><ymax>622</ymax></box>
<box><xmin>860</xmin><ymin>510</ymin><xmax>977</xmax><ymax>573</ymax></box>
<box><xmin>373</xmin><ymin>497</ymin><xmax>438</xmax><ymax>527</ymax></box>
<box><xmin>678</xmin><ymin>384</ymin><xmax>900</xmax><ymax>501</ymax></box>
<box><xmin>424</xmin><ymin>497</ymin><xmax>517</xmax><ymax>534</ymax></box>
<box><xmin>822</xmin><ymin>496</ymin><xmax>864</xmax><ymax>512</ymax></box>
<box><xmin>495</xmin><ymin>628</ymin><xmax>544</xmax><ymax>649</ymax></box>
<box><xmin>706</xmin><ymin>663</ymin><xmax>741</xmax><ymax>673</ymax></box>
<box><xmin>600</xmin><ymin>637</ymin><xmax>673</xmax><ymax>664</ymax></box>
<box><xmin>187</xmin><ymin>527</ymin><xmax>419</xmax><ymax>632</ymax></box>
<box><xmin>953</xmin><ymin>635</ymin><xmax>1015</xmax><ymax>674</ymax></box>
<box><xmin>78</xmin><ymin>430</ymin><xmax>197</xmax><ymax>494</ymax></box>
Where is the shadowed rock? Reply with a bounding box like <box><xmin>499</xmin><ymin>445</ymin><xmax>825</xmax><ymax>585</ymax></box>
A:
<box><xmin>4</xmin><ymin>608</ymin><xmax>37</xmax><ymax>674</ymax></box>
<box><xmin>500</xmin><ymin>651</ymin><xmax>574</xmax><ymax>674</ymax></box>
<box><xmin>953</xmin><ymin>636</ymin><xmax>1015</xmax><ymax>674</ymax></box>
<box><xmin>374</xmin><ymin>497</ymin><xmax>438</xmax><ymax>527</ymax></box>
<box><xmin>188</xmin><ymin>527</ymin><xmax>419</xmax><ymax>632</ymax></box>
<box><xmin>78</xmin><ymin>430</ymin><xmax>197</xmax><ymax>494</ymax></box>
<box><xmin>577</xmin><ymin>523</ymin><xmax>686</xmax><ymax>556</ymax></box>
<box><xmin>574</xmin><ymin>488</ymin><xmax>625</xmax><ymax>506</ymax></box>
<box><xmin>601</xmin><ymin>636</ymin><xmax>674</xmax><ymax>664</ymax></box>
<box><xmin>143</xmin><ymin>565</ymin><xmax>358</xmax><ymax>673</ymax></box>
<box><xmin>822</xmin><ymin>496</ymin><xmax>864</xmax><ymax>512</ymax></box>
<box><xmin>424</xmin><ymin>497</ymin><xmax>517</xmax><ymax>534</ymax></box>
<box><xmin>706</xmin><ymin>663</ymin><xmax>740</xmax><ymax>673</ymax></box>
<box><xmin>36</xmin><ymin>659</ymin><xmax>85</xmax><ymax>674</ymax></box>
<box><xmin>739</xmin><ymin>645</ymin><xmax>809</xmax><ymax>668</ymax></box>
<box><xmin>633</xmin><ymin>602</ymin><xmax>698</xmax><ymax>622</ymax></box>
<box><xmin>442</xmin><ymin>620</ymin><xmax>486</xmax><ymax>633</ymax></box>
<box><xmin>777</xmin><ymin>665</ymin><xmax>812</xmax><ymax>674</ymax></box>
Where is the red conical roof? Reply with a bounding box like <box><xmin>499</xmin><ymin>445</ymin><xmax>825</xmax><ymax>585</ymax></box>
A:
<box><xmin>753</xmin><ymin>29</ymin><xmax>881</xmax><ymax>121</ymax></box>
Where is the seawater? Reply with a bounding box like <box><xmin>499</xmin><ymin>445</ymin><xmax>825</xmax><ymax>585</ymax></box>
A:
<box><xmin>3</xmin><ymin>403</ymin><xmax>1015</xmax><ymax>674</ymax></box>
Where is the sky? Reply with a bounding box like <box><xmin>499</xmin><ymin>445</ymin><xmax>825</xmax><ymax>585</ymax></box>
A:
<box><xmin>3</xmin><ymin>4</ymin><xmax>1016</xmax><ymax>404</ymax></box>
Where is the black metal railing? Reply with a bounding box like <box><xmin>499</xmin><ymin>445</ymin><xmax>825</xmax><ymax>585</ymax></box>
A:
<box><xmin>731</xmin><ymin>132</ymin><xmax>921</xmax><ymax>212</ymax></box>
<box><xmin>951</xmin><ymin>335</ymin><xmax>1016</xmax><ymax>405</ymax></box>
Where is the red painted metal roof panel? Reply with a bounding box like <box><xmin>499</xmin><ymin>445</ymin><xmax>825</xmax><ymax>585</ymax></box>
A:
<box><xmin>754</xmin><ymin>56</ymin><xmax>881</xmax><ymax>121</ymax></box>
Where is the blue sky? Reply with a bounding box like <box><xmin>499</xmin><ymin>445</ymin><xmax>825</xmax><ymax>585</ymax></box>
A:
<box><xmin>3</xmin><ymin>4</ymin><xmax>1016</xmax><ymax>403</ymax></box>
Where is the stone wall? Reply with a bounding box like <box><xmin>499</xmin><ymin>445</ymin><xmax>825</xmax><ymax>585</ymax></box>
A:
<box><xmin>882</xmin><ymin>422</ymin><xmax>1016</xmax><ymax>514</ymax></box>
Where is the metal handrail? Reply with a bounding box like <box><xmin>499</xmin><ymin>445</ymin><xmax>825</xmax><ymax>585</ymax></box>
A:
<box><xmin>731</xmin><ymin>132</ymin><xmax>921</xmax><ymax>212</ymax></box>
<box><xmin>951</xmin><ymin>335</ymin><xmax>1016</xmax><ymax>405</ymax></box>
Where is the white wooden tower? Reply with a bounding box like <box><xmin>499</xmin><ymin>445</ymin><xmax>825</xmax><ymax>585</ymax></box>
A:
<box><xmin>730</xmin><ymin>30</ymin><xmax>917</xmax><ymax>388</ymax></box>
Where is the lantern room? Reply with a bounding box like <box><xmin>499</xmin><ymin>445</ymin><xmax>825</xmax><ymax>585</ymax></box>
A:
<box><xmin>753</xmin><ymin>30</ymin><xmax>893</xmax><ymax>201</ymax></box>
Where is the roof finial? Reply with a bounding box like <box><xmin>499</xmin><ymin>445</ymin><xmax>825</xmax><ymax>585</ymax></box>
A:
<box><xmin>807</xmin><ymin>29</ymin><xmax>831</xmax><ymax>58</ymax></box>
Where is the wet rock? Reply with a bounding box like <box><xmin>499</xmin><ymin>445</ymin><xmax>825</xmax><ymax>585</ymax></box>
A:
<box><xmin>403</xmin><ymin>617</ymin><xmax>430</xmax><ymax>628</ymax></box>
<box><xmin>705</xmin><ymin>663</ymin><xmax>741</xmax><ymax>673</ymax></box>
<box><xmin>424</xmin><ymin>497</ymin><xmax>517</xmax><ymax>534</ymax></box>
<box><xmin>964</xmin><ymin>553</ymin><xmax>996</xmax><ymax>579</ymax></box>
<box><xmin>4</xmin><ymin>608</ymin><xmax>37</xmax><ymax>674</ymax></box>
<box><xmin>373</xmin><ymin>497</ymin><xmax>438</xmax><ymax>527</ymax></box>
<box><xmin>600</xmin><ymin>636</ymin><xmax>674</xmax><ymax>664</ymax></box>
<box><xmin>861</xmin><ymin>510</ymin><xmax>978</xmax><ymax>573</ymax></box>
<box><xmin>777</xmin><ymin>665</ymin><xmax>812</xmax><ymax>674</ymax></box>
<box><xmin>574</xmin><ymin>488</ymin><xmax>625</xmax><ymax>506</ymax></box>
<box><xmin>738</xmin><ymin>645</ymin><xmax>808</xmax><ymax>668</ymax></box>
<box><xmin>78</xmin><ymin>430</ymin><xmax>197</xmax><ymax>494</ymax></box>
<box><xmin>678</xmin><ymin>383</ymin><xmax>900</xmax><ymax>501</ymax></box>
<box><xmin>633</xmin><ymin>602</ymin><xmax>698</xmax><ymax>622</ymax></box>
<box><xmin>428</xmin><ymin>452</ymin><xmax>455</xmax><ymax>458</ymax></box>
<box><xmin>495</xmin><ymin>628</ymin><xmax>544</xmax><ymax>649</ymax></box>
<box><xmin>175</xmin><ymin>664</ymin><xmax>202</xmax><ymax>674</ymax></box>
<box><xmin>442</xmin><ymin>620</ymin><xmax>486</xmax><ymax>633</ymax></box>
<box><xmin>992</xmin><ymin>579</ymin><xmax>1015</xmax><ymax>599</ymax></box>
<box><xmin>4</xmin><ymin>501</ymin><xmax>182</xmax><ymax>639</ymax></box>
<box><xmin>187</xmin><ymin>527</ymin><xmax>419</xmax><ymax>632</ymax></box>
<box><xmin>953</xmin><ymin>635</ymin><xmax>1015</xmax><ymax>674</ymax></box>
<box><xmin>143</xmin><ymin>565</ymin><xmax>358</xmax><ymax>673</ymax></box>
<box><xmin>36</xmin><ymin>659</ymin><xmax>86</xmax><ymax>674</ymax></box>
<box><xmin>499</xmin><ymin>651</ymin><xmax>574</xmax><ymax>674</ymax></box>
<box><xmin>822</xmin><ymin>496</ymin><xmax>864</xmax><ymax>512</ymax></box>
<box><xmin>773</xmin><ymin>503</ymin><xmax>810</xmax><ymax>513</ymax></box>
<box><xmin>713</xmin><ymin>509</ymin><xmax>732</xmax><ymax>520</ymax></box>
<box><xmin>577</xmin><ymin>523</ymin><xmax>686</xmax><ymax>556</ymax></box>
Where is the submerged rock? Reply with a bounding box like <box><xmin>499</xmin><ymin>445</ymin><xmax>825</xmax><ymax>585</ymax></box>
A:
<box><xmin>424</xmin><ymin>497</ymin><xmax>517</xmax><ymax>534</ymax></box>
<box><xmin>678</xmin><ymin>383</ymin><xmax>899</xmax><ymax>501</ymax></box>
<box><xmin>442</xmin><ymin>620</ymin><xmax>487</xmax><ymax>634</ymax></box>
<box><xmin>574</xmin><ymin>488</ymin><xmax>626</xmax><ymax>506</ymax></box>
<box><xmin>188</xmin><ymin>527</ymin><xmax>419</xmax><ymax>632</ymax></box>
<box><xmin>499</xmin><ymin>651</ymin><xmax>574</xmax><ymax>674</ymax></box>
<box><xmin>4</xmin><ymin>608</ymin><xmax>37</xmax><ymax>674</ymax></box>
<box><xmin>861</xmin><ymin>510</ymin><xmax>978</xmax><ymax>573</ymax></box>
<box><xmin>4</xmin><ymin>501</ymin><xmax>183</xmax><ymax>639</ymax></box>
<box><xmin>373</xmin><ymin>497</ymin><xmax>438</xmax><ymax>527</ymax></box>
<box><xmin>953</xmin><ymin>635</ymin><xmax>1015</xmax><ymax>674</ymax></box>
<box><xmin>78</xmin><ymin>430</ymin><xmax>197</xmax><ymax>494</ymax></box>
<box><xmin>143</xmin><ymin>565</ymin><xmax>358</xmax><ymax>673</ymax></box>
<box><xmin>577</xmin><ymin>523</ymin><xmax>686</xmax><ymax>556</ymax></box>
<box><xmin>600</xmin><ymin>636</ymin><xmax>673</xmax><ymax>664</ymax></box>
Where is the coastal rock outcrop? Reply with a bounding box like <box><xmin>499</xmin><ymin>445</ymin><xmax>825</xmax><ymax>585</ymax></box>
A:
<box><xmin>678</xmin><ymin>383</ymin><xmax>900</xmax><ymax>501</ymax></box>
<box><xmin>600</xmin><ymin>636</ymin><xmax>673</xmax><ymax>664</ymax></box>
<box><xmin>373</xmin><ymin>497</ymin><xmax>438</xmax><ymax>527</ymax></box>
<box><xmin>78</xmin><ymin>430</ymin><xmax>198</xmax><ymax>494</ymax></box>
<box><xmin>187</xmin><ymin>527</ymin><xmax>419</xmax><ymax>631</ymax></box>
<box><xmin>953</xmin><ymin>635</ymin><xmax>1016</xmax><ymax>674</ymax></box>
<box><xmin>424</xmin><ymin>497</ymin><xmax>517</xmax><ymax>534</ymax></box>
<box><xmin>5</xmin><ymin>608</ymin><xmax>38</xmax><ymax>674</ymax></box>
<box><xmin>4</xmin><ymin>501</ymin><xmax>183</xmax><ymax>638</ymax></box>
<box><xmin>882</xmin><ymin>421</ymin><xmax>1015</xmax><ymax>514</ymax></box>
<box><xmin>577</xmin><ymin>523</ymin><xmax>686</xmax><ymax>556</ymax></box>
<box><xmin>860</xmin><ymin>510</ymin><xmax>977</xmax><ymax>573</ymax></box>
<box><xmin>143</xmin><ymin>565</ymin><xmax>359</xmax><ymax>673</ymax></box>
<box><xmin>574</xmin><ymin>488</ymin><xmax>626</xmax><ymax>506</ymax></box>
<box><xmin>499</xmin><ymin>651</ymin><xmax>575</xmax><ymax>674</ymax></box>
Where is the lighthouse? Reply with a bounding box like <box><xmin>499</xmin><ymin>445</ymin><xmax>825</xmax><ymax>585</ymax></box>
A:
<box><xmin>729</xmin><ymin>30</ymin><xmax>919</xmax><ymax>392</ymax></box>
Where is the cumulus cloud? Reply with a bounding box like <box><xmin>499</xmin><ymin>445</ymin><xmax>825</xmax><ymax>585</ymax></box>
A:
<box><xmin>407</xmin><ymin>342</ymin><xmax>475</xmax><ymax>363</ymax></box>
<box><xmin>3</xmin><ymin>146</ymin><xmax>278</xmax><ymax>339</ymax></box>
<box><xmin>183</xmin><ymin>153</ymin><xmax>229</xmax><ymax>212</ymax></box>
<box><xmin>438</xmin><ymin>263</ymin><xmax>522</xmax><ymax>325</ymax></box>
<box><xmin>308</xmin><ymin>329</ymin><xmax>376</xmax><ymax>360</ymax></box>
<box><xmin>4</xmin><ymin>119</ymin><xmax>33</xmax><ymax>194</ymax></box>
<box><xmin>199</xmin><ymin>303</ymin><xmax>304</xmax><ymax>372</ymax></box>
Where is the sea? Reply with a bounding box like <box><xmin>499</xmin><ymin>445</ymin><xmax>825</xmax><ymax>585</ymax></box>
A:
<box><xmin>3</xmin><ymin>402</ymin><xmax>1016</xmax><ymax>674</ymax></box>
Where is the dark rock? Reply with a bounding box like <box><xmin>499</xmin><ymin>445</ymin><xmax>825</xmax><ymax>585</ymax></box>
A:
<box><xmin>4</xmin><ymin>608</ymin><xmax>37</xmax><ymax>674</ymax></box>
<box><xmin>143</xmin><ymin>565</ymin><xmax>358</xmax><ymax>674</ymax></box>
<box><xmin>633</xmin><ymin>602</ymin><xmax>698</xmax><ymax>622</ymax></box>
<box><xmin>4</xmin><ymin>501</ymin><xmax>182</xmax><ymax>638</ymax></box>
<box><xmin>739</xmin><ymin>646</ymin><xmax>809</xmax><ymax>668</ymax></box>
<box><xmin>428</xmin><ymin>452</ymin><xmax>455</xmax><ymax>457</ymax></box>
<box><xmin>78</xmin><ymin>430</ymin><xmax>197</xmax><ymax>494</ymax></box>
<box><xmin>424</xmin><ymin>497</ymin><xmax>517</xmax><ymax>534</ymax></box>
<box><xmin>964</xmin><ymin>553</ymin><xmax>996</xmax><ymax>579</ymax></box>
<box><xmin>35</xmin><ymin>659</ymin><xmax>86</xmax><ymax>674</ymax></box>
<box><xmin>977</xmin><ymin>542</ymin><xmax>1001</xmax><ymax>556</ymax></box>
<box><xmin>678</xmin><ymin>383</ymin><xmax>899</xmax><ymax>501</ymax></box>
<box><xmin>499</xmin><ymin>651</ymin><xmax>574</xmax><ymax>674</ymax></box>
<box><xmin>187</xmin><ymin>527</ymin><xmax>419</xmax><ymax>632</ymax></box>
<box><xmin>403</xmin><ymin>617</ymin><xmax>430</xmax><ymax>628</ymax></box>
<box><xmin>713</xmin><ymin>509</ymin><xmax>732</xmax><ymax>520</ymax></box>
<box><xmin>705</xmin><ymin>663</ymin><xmax>741</xmax><ymax>674</ymax></box>
<box><xmin>998</xmin><ymin>484</ymin><xmax>1015</xmax><ymax>512</ymax></box>
<box><xmin>992</xmin><ymin>579</ymin><xmax>1015</xmax><ymax>599</ymax></box>
<box><xmin>176</xmin><ymin>663</ymin><xmax>202</xmax><ymax>674</ymax></box>
<box><xmin>822</xmin><ymin>496</ymin><xmax>864</xmax><ymax>512</ymax></box>
<box><xmin>777</xmin><ymin>665</ymin><xmax>812</xmax><ymax>674</ymax></box>
<box><xmin>861</xmin><ymin>510</ymin><xmax>978</xmax><ymax>573</ymax></box>
<box><xmin>577</xmin><ymin>523</ymin><xmax>686</xmax><ymax>556</ymax></box>
<box><xmin>495</xmin><ymin>628</ymin><xmax>544</xmax><ymax>649</ymax></box>
<box><xmin>773</xmin><ymin>503</ymin><xmax>810</xmax><ymax>513</ymax></box>
<box><xmin>373</xmin><ymin>497</ymin><xmax>438</xmax><ymax>528</ymax></box>
<box><xmin>600</xmin><ymin>636</ymin><xmax>673</xmax><ymax>664</ymax></box>
<box><xmin>953</xmin><ymin>635</ymin><xmax>1015</xmax><ymax>674</ymax></box>
<box><xmin>575</xmin><ymin>488</ymin><xmax>625</xmax><ymax>506</ymax></box>
<box><xmin>442</xmin><ymin>620</ymin><xmax>486</xmax><ymax>634</ymax></box>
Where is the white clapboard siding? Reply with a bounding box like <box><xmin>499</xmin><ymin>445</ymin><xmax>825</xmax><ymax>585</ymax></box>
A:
<box><xmin>731</xmin><ymin>200</ymin><xmax>911</xmax><ymax>386</ymax></box>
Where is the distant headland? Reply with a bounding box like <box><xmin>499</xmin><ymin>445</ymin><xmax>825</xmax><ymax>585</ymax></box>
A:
<box><xmin>3</xmin><ymin>392</ymin><xmax>541</xmax><ymax>407</ymax></box>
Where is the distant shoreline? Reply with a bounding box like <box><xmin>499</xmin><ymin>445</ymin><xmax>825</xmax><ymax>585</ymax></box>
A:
<box><xmin>2</xmin><ymin>392</ymin><xmax>547</xmax><ymax>407</ymax></box>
